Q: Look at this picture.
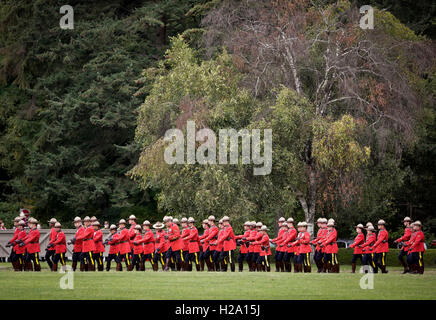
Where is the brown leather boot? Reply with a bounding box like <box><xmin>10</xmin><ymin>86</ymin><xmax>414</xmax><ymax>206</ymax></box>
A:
<box><xmin>351</xmin><ymin>263</ymin><xmax>356</xmax><ymax>273</ymax></box>
<box><xmin>266</xmin><ymin>265</ymin><xmax>271</xmax><ymax>272</ymax></box>
<box><xmin>98</xmin><ymin>263</ymin><xmax>104</xmax><ymax>271</ymax></box>
<box><xmin>399</xmin><ymin>258</ymin><xmax>409</xmax><ymax>274</ymax></box>
<box><xmin>418</xmin><ymin>266</ymin><xmax>424</xmax><ymax>274</ymax></box>
<box><xmin>238</xmin><ymin>262</ymin><xmax>244</xmax><ymax>272</ymax></box>
<box><xmin>116</xmin><ymin>262</ymin><xmax>122</xmax><ymax>271</ymax></box>
<box><xmin>306</xmin><ymin>265</ymin><xmax>311</xmax><ymax>273</ymax></box>
<box><xmin>34</xmin><ymin>263</ymin><xmax>41</xmax><ymax>271</ymax></box>
<box><xmin>284</xmin><ymin>262</ymin><xmax>291</xmax><ymax>272</ymax></box>
<box><xmin>275</xmin><ymin>261</ymin><xmax>280</xmax><ymax>272</ymax></box>
<box><xmin>381</xmin><ymin>265</ymin><xmax>388</xmax><ymax>274</ymax></box>
<box><xmin>200</xmin><ymin>260</ymin><xmax>205</xmax><ymax>271</ymax></box>
<box><xmin>72</xmin><ymin>261</ymin><xmax>77</xmax><ymax>271</ymax></box>
<box><xmin>52</xmin><ymin>263</ymin><xmax>58</xmax><ymax>272</ymax></box>
<box><xmin>195</xmin><ymin>263</ymin><xmax>200</xmax><ymax>272</ymax></box>
<box><xmin>139</xmin><ymin>262</ymin><xmax>145</xmax><ymax>271</ymax></box>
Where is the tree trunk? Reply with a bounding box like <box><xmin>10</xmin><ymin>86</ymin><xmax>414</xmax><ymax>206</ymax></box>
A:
<box><xmin>297</xmin><ymin>165</ymin><xmax>317</xmax><ymax>236</ymax></box>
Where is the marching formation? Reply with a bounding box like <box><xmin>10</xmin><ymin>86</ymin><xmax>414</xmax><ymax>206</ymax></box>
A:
<box><xmin>5</xmin><ymin>213</ymin><xmax>426</xmax><ymax>274</ymax></box>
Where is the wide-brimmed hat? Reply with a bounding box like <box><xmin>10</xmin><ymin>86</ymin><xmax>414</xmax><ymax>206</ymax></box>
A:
<box><xmin>134</xmin><ymin>225</ymin><xmax>142</xmax><ymax>230</ymax></box>
<box><xmin>278</xmin><ymin>217</ymin><xmax>285</xmax><ymax>222</ymax></box>
<box><xmin>287</xmin><ymin>218</ymin><xmax>294</xmax><ymax>223</ymax></box>
<box><xmin>143</xmin><ymin>220</ymin><xmax>151</xmax><ymax>226</ymax></box>
<box><xmin>403</xmin><ymin>217</ymin><xmax>412</xmax><ymax>222</ymax></box>
<box><xmin>14</xmin><ymin>217</ymin><xmax>21</xmax><ymax>222</ymax></box>
<box><xmin>300</xmin><ymin>221</ymin><xmax>308</xmax><ymax>227</ymax></box>
<box><xmin>90</xmin><ymin>216</ymin><xmax>97</xmax><ymax>222</ymax></box>
<box><xmin>188</xmin><ymin>217</ymin><xmax>195</xmax><ymax>223</ymax></box>
<box><xmin>355</xmin><ymin>224</ymin><xmax>364</xmax><ymax>229</ymax></box>
<box><xmin>153</xmin><ymin>222</ymin><xmax>164</xmax><ymax>229</ymax></box>
<box><xmin>202</xmin><ymin>219</ymin><xmax>209</xmax><ymax>224</ymax></box>
<box><xmin>222</xmin><ymin>216</ymin><xmax>230</xmax><ymax>221</ymax></box>
<box><xmin>181</xmin><ymin>217</ymin><xmax>188</xmax><ymax>223</ymax></box>
<box><xmin>327</xmin><ymin>219</ymin><xmax>335</xmax><ymax>227</ymax></box>
<box><xmin>377</xmin><ymin>219</ymin><xmax>386</xmax><ymax>225</ymax></box>
<box><xmin>55</xmin><ymin>222</ymin><xmax>62</xmax><ymax>228</ymax></box>
<box><xmin>28</xmin><ymin>217</ymin><xmax>38</xmax><ymax>224</ymax></box>
<box><xmin>92</xmin><ymin>221</ymin><xmax>100</xmax><ymax>227</ymax></box>
<box><xmin>118</xmin><ymin>219</ymin><xmax>127</xmax><ymax>225</ymax></box>
<box><xmin>110</xmin><ymin>224</ymin><xmax>117</xmax><ymax>230</ymax></box>
<box><xmin>260</xmin><ymin>225</ymin><xmax>268</xmax><ymax>231</ymax></box>
<box><xmin>173</xmin><ymin>218</ymin><xmax>179</xmax><ymax>224</ymax></box>
<box><xmin>367</xmin><ymin>226</ymin><xmax>375</xmax><ymax>231</ymax></box>
<box><xmin>18</xmin><ymin>220</ymin><xmax>25</xmax><ymax>226</ymax></box>
<box><xmin>413</xmin><ymin>220</ymin><xmax>422</xmax><ymax>227</ymax></box>
<box><xmin>48</xmin><ymin>218</ymin><xmax>57</xmax><ymax>224</ymax></box>
<box><xmin>83</xmin><ymin>216</ymin><xmax>91</xmax><ymax>222</ymax></box>
<box><xmin>208</xmin><ymin>215</ymin><xmax>215</xmax><ymax>221</ymax></box>
<box><xmin>73</xmin><ymin>217</ymin><xmax>82</xmax><ymax>223</ymax></box>
<box><xmin>128</xmin><ymin>215</ymin><xmax>136</xmax><ymax>220</ymax></box>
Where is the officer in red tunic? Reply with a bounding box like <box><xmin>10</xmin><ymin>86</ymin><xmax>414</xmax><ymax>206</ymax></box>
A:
<box><xmin>394</xmin><ymin>216</ymin><xmax>413</xmax><ymax>273</ymax></box>
<box><xmin>311</xmin><ymin>217</ymin><xmax>327</xmax><ymax>272</ymax></box>
<box><xmin>131</xmin><ymin>225</ymin><xmax>143</xmax><ymax>271</ymax></box>
<box><xmin>360</xmin><ymin>224</ymin><xmax>376</xmax><ymax>272</ymax></box>
<box><xmin>199</xmin><ymin>219</ymin><xmax>211</xmax><ymax>271</ymax></box>
<box><xmin>164</xmin><ymin>216</ymin><xmax>184</xmax><ymax>271</ymax></box>
<box><xmin>50</xmin><ymin>222</ymin><xmax>67</xmax><ymax>272</ymax></box>
<box><xmin>348</xmin><ymin>224</ymin><xmax>365</xmax><ymax>273</ymax></box>
<box><xmin>406</xmin><ymin>221</ymin><xmax>425</xmax><ymax>274</ymax></box>
<box><xmin>138</xmin><ymin>220</ymin><xmax>157</xmax><ymax>271</ymax></box>
<box><xmin>214</xmin><ymin>220</ymin><xmax>227</xmax><ymax>271</ymax></box>
<box><xmin>235</xmin><ymin>221</ymin><xmax>252</xmax><ymax>272</ymax></box>
<box><xmin>290</xmin><ymin>222</ymin><xmax>312</xmax><ymax>273</ymax></box>
<box><xmin>104</xmin><ymin>224</ymin><xmax>120</xmax><ymax>271</ymax></box>
<box><xmin>181</xmin><ymin>217</ymin><xmax>201</xmax><ymax>271</ymax></box>
<box><xmin>6</xmin><ymin>217</ymin><xmax>22</xmax><ymax>271</ymax></box>
<box><xmin>75</xmin><ymin>216</ymin><xmax>96</xmax><ymax>271</ymax></box>
<box><xmin>20</xmin><ymin>218</ymin><xmax>41</xmax><ymax>271</ymax></box>
<box><xmin>92</xmin><ymin>221</ymin><xmax>105</xmax><ymax>271</ymax></box>
<box><xmin>246</xmin><ymin>222</ymin><xmax>263</xmax><ymax>272</ymax></box>
<box><xmin>6</xmin><ymin>219</ymin><xmax>26</xmax><ymax>271</ymax></box>
<box><xmin>128</xmin><ymin>215</ymin><xmax>137</xmax><ymax>261</ymax></box>
<box><xmin>252</xmin><ymin>225</ymin><xmax>271</xmax><ymax>272</ymax></box>
<box><xmin>153</xmin><ymin>222</ymin><xmax>166</xmax><ymax>270</ymax></box>
<box><xmin>180</xmin><ymin>217</ymin><xmax>191</xmax><ymax>270</ymax></box>
<box><xmin>117</xmin><ymin>219</ymin><xmax>132</xmax><ymax>271</ymax></box>
<box><xmin>271</xmin><ymin>217</ymin><xmax>286</xmax><ymax>272</ymax></box>
<box><xmin>373</xmin><ymin>219</ymin><xmax>389</xmax><ymax>274</ymax></box>
<box><xmin>320</xmin><ymin>219</ymin><xmax>339</xmax><ymax>273</ymax></box>
<box><xmin>203</xmin><ymin>215</ymin><xmax>219</xmax><ymax>271</ymax></box>
<box><xmin>67</xmin><ymin>217</ymin><xmax>84</xmax><ymax>271</ymax></box>
<box><xmin>283</xmin><ymin>219</ymin><xmax>298</xmax><ymax>272</ymax></box>
<box><xmin>218</xmin><ymin>216</ymin><xmax>236</xmax><ymax>272</ymax></box>
<box><xmin>45</xmin><ymin>218</ymin><xmax>57</xmax><ymax>271</ymax></box>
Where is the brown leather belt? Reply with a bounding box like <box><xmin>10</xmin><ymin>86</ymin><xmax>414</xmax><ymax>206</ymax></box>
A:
<box><xmin>84</xmin><ymin>239</ymin><xmax>93</xmax><ymax>241</ymax></box>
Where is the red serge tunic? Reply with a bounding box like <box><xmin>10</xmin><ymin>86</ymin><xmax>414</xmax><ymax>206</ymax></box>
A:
<box><xmin>272</xmin><ymin>228</ymin><xmax>286</xmax><ymax>252</ymax></box>
<box><xmin>54</xmin><ymin>231</ymin><xmax>67</xmax><ymax>254</ymax></box>
<box><xmin>184</xmin><ymin>227</ymin><xmax>200</xmax><ymax>253</ymax></box>
<box><xmin>47</xmin><ymin>228</ymin><xmax>57</xmax><ymax>252</ymax></box>
<box><xmin>118</xmin><ymin>228</ymin><xmax>131</xmax><ymax>255</ymax></box>
<box><xmin>322</xmin><ymin>229</ymin><xmax>338</xmax><ymax>254</ymax></box>
<box><xmin>349</xmin><ymin>233</ymin><xmax>365</xmax><ymax>254</ymax></box>
<box><xmin>23</xmin><ymin>228</ymin><xmax>40</xmax><ymax>254</ymax></box>
<box><xmin>199</xmin><ymin>227</ymin><xmax>209</xmax><ymax>251</ymax></box>
<box><xmin>139</xmin><ymin>230</ymin><xmax>155</xmax><ymax>254</ymax></box>
<box><xmin>132</xmin><ymin>234</ymin><xmax>144</xmax><ymax>254</ymax></box>
<box><xmin>374</xmin><ymin>229</ymin><xmax>389</xmax><ymax>253</ymax></box>
<box><xmin>396</xmin><ymin>227</ymin><xmax>412</xmax><ymax>251</ymax></box>
<box><xmin>167</xmin><ymin>223</ymin><xmax>183</xmax><ymax>251</ymax></box>
<box><xmin>235</xmin><ymin>230</ymin><xmax>251</xmax><ymax>254</ymax></box>
<box><xmin>93</xmin><ymin>230</ymin><xmax>105</xmax><ymax>254</ymax></box>
<box><xmin>73</xmin><ymin>226</ymin><xmax>84</xmax><ymax>253</ymax></box>
<box><xmin>205</xmin><ymin>225</ymin><xmax>219</xmax><ymax>251</ymax></box>
<box><xmin>108</xmin><ymin>233</ymin><xmax>120</xmax><ymax>254</ymax></box>
<box><xmin>253</xmin><ymin>234</ymin><xmax>271</xmax><ymax>256</ymax></box>
<box><xmin>409</xmin><ymin>231</ymin><xmax>425</xmax><ymax>253</ymax></box>
<box><xmin>181</xmin><ymin>227</ymin><xmax>190</xmax><ymax>251</ymax></box>
<box><xmin>77</xmin><ymin>226</ymin><xmax>95</xmax><ymax>253</ymax></box>
<box><xmin>360</xmin><ymin>233</ymin><xmax>376</xmax><ymax>254</ymax></box>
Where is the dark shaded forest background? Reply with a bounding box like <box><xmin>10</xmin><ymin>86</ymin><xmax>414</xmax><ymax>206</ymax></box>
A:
<box><xmin>0</xmin><ymin>0</ymin><xmax>434</xmax><ymax>239</ymax></box>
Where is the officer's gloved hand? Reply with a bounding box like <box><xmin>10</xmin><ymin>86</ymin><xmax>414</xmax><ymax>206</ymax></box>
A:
<box><xmin>155</xmin><ymin>248</ymin><xmax>160</xmax><ymax>253</ymax></box>
<box><xmin>5</xmin><ymin>242</ymin><xmax>11</xmax><ymax>247</ymax></box>
<box><xmin>133</xmin><ymin>241</ymin><xmax>137</xmax><ymax>245</ymax></box>
<box><xmin>19</xmin><ymin>242</ymin><xmax>25</xmax><ymax>247</ymax></box>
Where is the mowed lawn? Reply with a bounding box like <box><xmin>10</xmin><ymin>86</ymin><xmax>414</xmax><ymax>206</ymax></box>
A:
<box><xmin>0</xmin><ymin>263</ymin><xmax>434</xmax><ymax>300</ymax></box>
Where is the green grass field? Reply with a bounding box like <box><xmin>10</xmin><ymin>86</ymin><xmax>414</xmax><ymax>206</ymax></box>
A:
<box><xmin>0</xmin><ymin>262</ymin><xmax>435</xmax><ymax>300</ymax></box>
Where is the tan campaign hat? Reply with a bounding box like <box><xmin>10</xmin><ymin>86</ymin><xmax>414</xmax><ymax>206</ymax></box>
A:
<box><xmin>261</xmin><ymin>225</ymin><xmax>268</xmax><ymax>231</ymax></box>
<box><xmin>222</xmin><ymin>216</ymin><xmax>230</xmax><ymax>221</ymax></box>
<box><xmin>367</xmin><ymin>226</ymin><xmax>375</xmax><ymax>231</ymax></box>
<box><xmin>181</xmin><ymin>217</ymin><xmax>188</xmax><ymax>223</ymax></box>
<box><xmin>202</xmin><ymin>219</ymin><xmax>209</xmax><ymax>224</ymax></box>
<box><xmin>90</xmin><ymin>216</ymin><xmax>97</xmax><ymax>222</ymax></box>
<box><xmin>92</xmin><ymin>221</ymin><xmax>100</xmax><ymax>227</ymax></box>
<box><xmin>218</xmin><ymin>219</ymin><xmax>223</xmax><ymax>224</ymax></box>
<box><xmin>48</xmin><ymin>218</ymin><xmax>57</xmax><ymax>224</ymax></box>
<box><xmin>403</xmin><ymin>217</ymin><xmax>412</xmax><ymax>222</ymax></box>
<box><xmin>282</xmin><ymin>222</ymin><xmax>288</xmax><ymax>228</ymax></box>
<box><xmin>208</xmin><ymin>215</ymin><xmax>216</xmax><ymax>221</ymax></box>
<box><xmin>355</xmin><ymin>224</ymin><xmax>364</xmax><ymax>229</ymax></box>
<box><xmin>18</xmin><ymin>220</ymin><xmax>25</xmax><ymax>226</ymax></box>
<box><xmin>300</xmin><ymin>222</ymin><xmax>308</xmax><ymax>227</ymax></box>
<box><xmin>366</xmin><ymin>222</ymin><xmax>373</xmax><ymax>227</ymax></box>
<box><xmin>110</xmin><ymin>224</ymin><xmax>117</xmax><ymax>230</ymax></box>
<box><xmin>413</xmin><ymin>220</ymin><xmax>422</xmax><ymax>226</ymax></box>
<box><xmin>143</xmin><ymin>220</ymin><xmax>151</xmax><ymax>226</ymax></box>
<box><xmin>244</xmin><ymin>221</ymin><xmax>251</xmax><ymax>226</ymax></box>
<box><xmin>188</xmin><ymin>217</ymin><xmax>195</xmax><ymax>223</ymax></box>
<box><xmin>163</xmin><ymin>216</ymin><xmax>172</xmax><ymax>222</ymax></box>
<box><xmin>73</xmin><ymin>217</ymin><xmax>82</xmax><ymax>223</ymax></box>
<box><xmin>55</xmin><ymin>222</ymin><xmax>62</xmax><ymax>228</ymax></box>
<box><xmin>317</xmin><ymin>218</ymin><xmax>323</xmax><ymax>223</ymax></box>
<box><xmin>327</xmin><ymin>219</ymin><xmax>335</xmax><ymax>227</ymax></box>
<box><xmin>173</xmin><ymin>218</ymin><xmax>179</xmax><ymax>224</ymax></box>
<box><xmin>377</xmin><ymin>219</ymin><xmax>386</xmax><ymax>225</ymax></box>
<box><xmin>128</xmin><ymin>215</ymin><xmax>136</xmax><ymax>220</ymax></box>
<box><xmin>134</xmin><ymin>225</ymin><xmax>142</xmax><ymax>230</ymax></box>
<box><xmin>153</xmin><ymin>222</ymin><xmax>164</xmax><ymax>229</ymax></box>
<box><xmin>297</xmin><ymin>222</ymin><xmax>302</xmax><ymax>227</ymax></box>
<box><xmin>278</xmin><ymin>217</ymin><xmax>285</xmax><ymax>222</ymax></box>
<box><xmin>28</xmin><ymin>217</ymin><xmax>38</xmax><ymax>224</ymax></box>
<box><xmin>83</xmin><ymin>216</ymin><xmax>91</xmax><ymax>222</ymax></box>
<box><xmin>14</xmin><ymin>216</ymin><xmax>21</xmax><ymax>222</ymax></box>
<box><xmin>287</xmin><ymin>218</ymin><xmax>294</xmax><ymax>223</ymax></box>
<box><xmin>119</xmin><ymin>219</ymin><xmax>127</xmax><ymax>225</ymax></box>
